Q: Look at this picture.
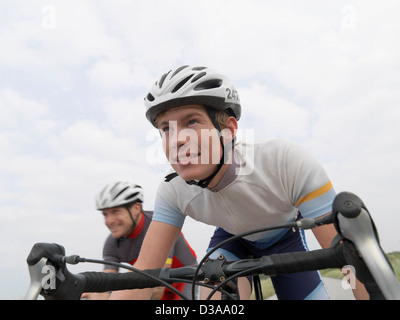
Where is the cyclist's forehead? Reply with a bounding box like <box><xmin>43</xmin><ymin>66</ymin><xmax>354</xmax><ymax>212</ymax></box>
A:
<box><xmin>157</xmin><ymin>104</ymin><xmax>207</xmax><ymax>125</ymax></box>
<box><xmin>102</xmin><ymin>206</ymin><xmax>127</xmax><ymax>215</ymax></box>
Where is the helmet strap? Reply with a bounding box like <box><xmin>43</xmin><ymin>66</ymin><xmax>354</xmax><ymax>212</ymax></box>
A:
<box><xmin>125</xmin><ymin>204</ymin><xmax>139</xmax><ymax>235</ymax></box>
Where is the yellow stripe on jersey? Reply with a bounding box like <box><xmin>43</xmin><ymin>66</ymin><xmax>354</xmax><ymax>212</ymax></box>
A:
<box><xmin>165</xmin><ymin>258</ymin><xmax>173</xmax><ymax>265</ymax></box>
<box><xmin>295</xmin><ymin>181</ymin><xmax>333</xmax><ymax>207</ymax></box>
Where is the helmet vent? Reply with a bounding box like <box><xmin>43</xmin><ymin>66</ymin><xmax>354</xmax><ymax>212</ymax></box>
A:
<box><xmin>171</xmin><ymin>75</ymin><xmax>194</xmax><ymax>93</ymax></box>
<box><xmin>192</xmin><ymin>66</ymin><xmax>207</xmax><ymax>71</ymax></box>
<box><xmin>125</xmin><ymin>191</ymin><xmax>141</xmax><ymax>202</ymax></box>
<box><xmin>112</xmin><ymin>186</ymin><xmax>129</xmax><ymax>201</ymax></box>
<box><xmin>146</xmin><ymin>93</ymin><xmax>155</xmax><ymax>102</ymax></box>
<box><xmin>194</xmin><ymin>79</ymin><xmax>222</xmax><ymax>91</ymax></box>
<box><xmin>191</xmin><ymin>72</ymin><xmax>206</xmax><ymax>83</ymax></box>
<box><xmin>158</xmin><ymin>70</ymin><xmax>171</xmax><ymax>89</ymax></box>
<box><xmin>171</xmin><ymin>65</ymin><xmax>189</xmax><ymax>79</ymax></box>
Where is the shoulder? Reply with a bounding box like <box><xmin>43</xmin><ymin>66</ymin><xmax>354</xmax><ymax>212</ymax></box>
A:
<box><xmin>257</xmin><ymin>138</ymin><xmax>302</xmax><ymax>152</ymax></box>
<box><xmin>255</xmin><ymin>139</ymin><xmax>318</xmax><ymax>166</ymax></box>
<box><xmin>235</xmin><ymin>139</ymin><xmax>323</xmax><ymax>183</ymax></box>
<box><xmin>238</xmin><ymin>138</ymin><xmax>300</xmax><ymax>157</ymax></box>
<box><xmin>235</xmin><ymin>138</ymin><xmax>302</xmax><ymax>171</ymax></box>
<box><xmin>156</xmin><ymin>170</ymin><xmax>203</xmax><ymax>203</ymax></box>
<box><xmin>104</xmin><ymin>233</ymin><xmax>115</xmax><ymax>244</ymax></box>
<box><xmin>103</xmin><ymin>233</ymin><xmax>118</xmax><ymax>251</ymax></box>
<box><xmin>143</xmin><ymin>210</ymin><xmax>154</xmax><ymax>220</ymax></box>
<box><xmin>153</xmin><ymin>171</ymin><xmax>203</xmax><ymax>225</ymax></box>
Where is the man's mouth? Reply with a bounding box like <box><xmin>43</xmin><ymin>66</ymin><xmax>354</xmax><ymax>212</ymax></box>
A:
<box><xmin>109</xmin><ymin>225</ymin><xmax>121</xmax><ymax>232</ymax></box>
<box><xmin>176</xmin><ymin>153</ymin><xmax>200</xmax><ymax>165</ymax></box>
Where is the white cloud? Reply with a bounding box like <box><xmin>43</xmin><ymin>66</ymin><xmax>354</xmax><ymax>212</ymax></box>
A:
<box><xmin>86</xmin><ymin>60</ymin><xmax>155</xmax><ymax>94</ymax></box>
<box><xmin>34</xmin><ymin>119</ymin><xmax>56</xmax><ymax>135</ymax></box>
<box><xmin>0</xmin><ymin>88</ymin><xmax>48</xmax><ymax>127</ymax></box>
<box><xmin>239</xmin><ymin>83</ymin><xmax>311</xmax><ymax>140</ymax></box>
<box><xmin>49</xmin><ymin>120</ymin><xmax>136</xmax><ymax>159</ymax></box>
<box><xmin>102</xmin><ymin>96</ymin><xmax>154</xmax><ymax>137</ymax></box>
<box><xmin>86</xmin><ymin>59</ymin><xmax>135</xmax><ymax>92</ymax></box>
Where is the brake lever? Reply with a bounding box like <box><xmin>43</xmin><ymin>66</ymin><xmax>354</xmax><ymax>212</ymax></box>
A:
<box><xmin>24</xmin><ymin>257</ymin><xmax>48</xmax><ymax>300</ymax></box>
<box><xmin>25</xmin><ymin>243</ymin><xmax>86</xmax><ymax>300</ymax></box>
<box><xmin>333</xmin><ymin>192</ymin><xmax>400</xmax><ymax>300</ymax></box>
<box><xmin>24</xmin><ymin>243</ymin><xmax>66</xmax><ymax>300</ymax></box>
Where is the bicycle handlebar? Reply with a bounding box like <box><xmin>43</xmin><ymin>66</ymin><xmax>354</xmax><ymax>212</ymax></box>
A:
<box><xmin>24</xmin><ymin>192</ymin><xmax>400</xmax><ymax>300</ymax></box>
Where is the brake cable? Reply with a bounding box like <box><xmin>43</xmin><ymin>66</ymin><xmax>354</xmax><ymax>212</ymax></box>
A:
<box><xmin>191</xmin><ymin>221</ymin><xmax>300</xmax><ymax>300</ymax></box>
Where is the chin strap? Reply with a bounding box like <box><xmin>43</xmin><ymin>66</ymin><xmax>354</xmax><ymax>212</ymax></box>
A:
<box><xmin>118</xmin><ymin>206</ymin><xmax>138</xmax><ymax>243</ymax></box>
<box><xmin>185</xmin><ymin>107</ymin><xmax>234</xmax><ymax>189</ymax></box>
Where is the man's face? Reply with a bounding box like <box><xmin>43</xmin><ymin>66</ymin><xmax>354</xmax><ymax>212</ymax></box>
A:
<box><xmin>157</xmin><ymin>105</ymin><xmax>223</xmax><ymax>182</ymax></box>
<box><xmin>102</xmin><ymin>206</ymin><xmax>133</xmax><ymax>238</ymax></box>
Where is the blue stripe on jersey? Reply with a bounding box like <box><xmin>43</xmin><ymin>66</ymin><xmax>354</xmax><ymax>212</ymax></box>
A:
<box><xmin>153</xmin><ymin>193</ymin><xmax>186</xmax><ymax>227</ymax></box>
<box><xmin>296</xmin><ymin>187</ymin><xmax>336</xmax><ymax>219</ymax></box>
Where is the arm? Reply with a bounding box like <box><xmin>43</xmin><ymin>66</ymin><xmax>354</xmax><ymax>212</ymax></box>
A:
<box><xmin>151</xmin><ymin>242</ymin><xmax>176</xmax><ymax>300</ymax></box>
<box><xmin>312</xmin><ymin>213</ymin><xmax>370</xmax><ymax>300</ymax></box>
<box><xmin>151</xmin><ymin>261</ymin><xmax>173</xmax><ymax>300</ymax></box>
<box><xmin>282</xmin><ymin>143</ymin><xmax>369</xmax><ymax>299</ymax></box>
<box><xmin>109</xmin><ymin>221</ymin><xmax>181</xmax><ymax>300</ymax></box>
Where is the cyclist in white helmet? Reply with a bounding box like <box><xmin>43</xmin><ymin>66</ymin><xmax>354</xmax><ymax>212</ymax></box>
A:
<box><xmin>82</xmin><ymin>181</ymin><xmax>198</xmax><ymax>300</ymax></box>
<box><xmin>109</xmin><ymin>66</ymin><xmax>368</xmax><ymax>300</ymax></box>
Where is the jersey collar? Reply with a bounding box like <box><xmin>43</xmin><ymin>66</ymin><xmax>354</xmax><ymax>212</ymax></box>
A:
<box><xmin>208</xmin><ymin>149</ymin><xmax>239</xmax><ymax>192</ymax></box>
<box><xmin>128</xmin><ymin>212</ymin><xmax>145</xmax><ymax>239</ymax></box>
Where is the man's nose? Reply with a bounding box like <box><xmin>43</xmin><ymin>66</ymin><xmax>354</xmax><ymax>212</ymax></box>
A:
<box><xmin>176</xmin><ymin>129</ymin><xmax>200</xmax><ymax>156</ymax></box>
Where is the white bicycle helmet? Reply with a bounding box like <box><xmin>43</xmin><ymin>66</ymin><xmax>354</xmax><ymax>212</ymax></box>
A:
<box><xmin>95</xmin><ymin>182</ymin><xmax>144</xmax><ymax>210</ymax></box>
<box><xmin>144</xmin><ymin>65</ymin><xmax>241</xmax><ymax>127</ymax></box>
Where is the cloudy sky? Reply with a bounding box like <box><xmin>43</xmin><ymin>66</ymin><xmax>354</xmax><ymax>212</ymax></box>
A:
<box><xmin>1</xmin><ymin>0</ymin><xmax>399</xmax><ymax>299</ymax></box>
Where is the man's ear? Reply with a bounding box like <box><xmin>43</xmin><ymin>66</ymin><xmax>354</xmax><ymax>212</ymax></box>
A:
<box><xmin>221</xmin><ymin>116</ymin><xmax>238</xmax><ymax>144</ymax></box>
<box><xmin>130</xmin><ymin>202</ymin><xmax>142</xmax><ymax>213</ymax></box>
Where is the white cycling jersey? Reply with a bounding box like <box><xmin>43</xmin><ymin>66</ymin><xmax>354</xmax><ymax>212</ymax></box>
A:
<box><xmin>153</xmin><ymin>138</ymin><xmax>336</xmax><ymax>246</ymax></box>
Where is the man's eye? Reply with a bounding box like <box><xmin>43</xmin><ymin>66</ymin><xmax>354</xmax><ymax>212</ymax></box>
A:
<box><xmin>188</xmin><ymin>119</ymin><xmax>197</xmax><ymax>125</ymax></box>
<box><xmin>160</xmin><ymin>126</ymin><xmax>170</xmax><ymax>133</ymax></box>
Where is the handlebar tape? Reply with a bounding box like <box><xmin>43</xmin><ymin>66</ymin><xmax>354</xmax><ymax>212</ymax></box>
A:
<box><xmin>260</xmin><ymin>242</ymin><xmax>385</xmax><ymax>299</ymax></box>
<box><xmin>81</xmin><ymin>269</ymin><xmax>164</xmax><ymax>293</ymax></box>
<box><xmin>222</xmin><ymin>245</ymin><xmax>346</xmax><ymax>278</ymax></box>
<box><xmin>265</xmin><ymin>245</ymin><xmax>346</xmax><ymax>275</ymax></box>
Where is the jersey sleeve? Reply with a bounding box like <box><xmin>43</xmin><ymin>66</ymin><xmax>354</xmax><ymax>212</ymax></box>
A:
<box><xmin>152</xmin><ymin>181</ymin><xmax>187</xmax><ymax>228</ymax></box>
<box><xmin>284</xmin><ymin>141</ymin><xmax>336</xmax><ymax>219</ymax></box>
<box><xmin>102</xmin><ymin>235</ymin><xmax>120</xmax><ymax>272</ymax></box>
